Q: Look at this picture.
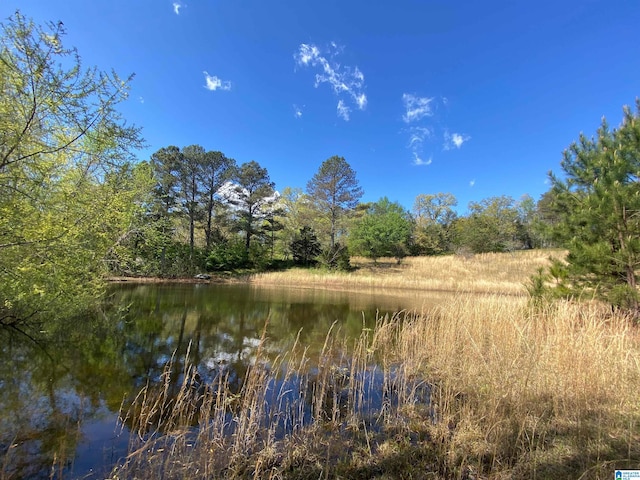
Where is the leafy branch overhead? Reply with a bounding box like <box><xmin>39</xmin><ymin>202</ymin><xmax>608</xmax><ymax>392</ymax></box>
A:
<box><xmin>0</xmin><ymin>11</ymin><xmax>145</xmax><ymax>325</ymax></box>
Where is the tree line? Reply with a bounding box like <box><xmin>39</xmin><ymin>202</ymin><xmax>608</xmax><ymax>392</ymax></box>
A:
<box><xmin>106</xmin><ymin>147</ymin><xmax>555</xmax><ymax>277</ymax></box>
<box><xmin>2</xmin><ymin>11</ymin><xmax>640</xmax><ymax>329</ymax></box>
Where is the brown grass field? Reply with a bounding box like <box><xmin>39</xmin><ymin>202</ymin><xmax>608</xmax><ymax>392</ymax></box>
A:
<box><xmin>251</xmin><ymin>249</ymin><xmax>558</xmax><ymax>295</ymax></box>
<box><xmin>110</xmin><ymin>250</ymin><xmax>640</xmax><ymax>479</ymax></box>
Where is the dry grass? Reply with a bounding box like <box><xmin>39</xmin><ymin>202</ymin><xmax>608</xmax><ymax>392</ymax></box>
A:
<box><xmin>250</xmin><ymin>249</ymin><xmax>560</xmax><ymax>296</ymax></box>
<box><xmin>110</xmin><ymin>292</ymin><xmax>640</xmax><ymax>479</ymax></box>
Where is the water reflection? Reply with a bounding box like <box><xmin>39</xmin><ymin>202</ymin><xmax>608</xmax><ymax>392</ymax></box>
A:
<box><xmin>0</xmin><ymin>283</ymin><xmax>433</xmax><ymax>479</ymax></box>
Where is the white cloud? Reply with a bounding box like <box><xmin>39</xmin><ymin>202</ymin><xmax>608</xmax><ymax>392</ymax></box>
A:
<box><xmin>444</xmin><ymin>131</ymin><xmax>471</xmax><ymax>150</ymax></box>
<box><xmin>293</xmin><ymin>104</ymin><xmax>303</xmax><ymax>118</ymax></box>
<box><xmin>294</xmin><ymin>42</ymin><xmax>367</xmax><ymax>121</ymax></box>
<box><xmin>408</xmin><ymin>126</ymin><xmax>431</xmax><ymax>147</ymax></box>
<box><xmin>337</xmin><ymin>100</ymin><xmax>350</xmax><ymax>121</ymax></box>
<box><xmin>295</xmin><ymin>43</ymin><xmax>320</xmax><ymax>66</ymax></box>
<box><xmin>469</xmin><ymin>179</ymin><xmax>476</xmax><ymax>187</ymax></box>
<box><xmin>355</xmin><ymin>92</ymin><xmax>367</xmax><ymax>110</ymax></box>
<box><xmin>173</xmin><ymin>2</ymin><xmax>183</xmax><ymax>15</ymax></box>
<box><xmin>412</xmin><ymin>153</ymin><xmax>432</xmax><ymax>166</ymax></box>
<box><xmin>406</xmin><ymin>126</ymin><xmax>432</xmax><ymax>166</ymax></box>
<box><xmin>203</xmin><ymin>71</ymin><xmax>232</xmax><ymax>91</ymax></box>
<box><xmin>400</xmin><ymin>95</ymin><xmax>466</xmax><ymax>165</ymax></box>
<box><xmin>402</xmin><ymin>93</ymin><xmax>434</xmax><ymax>123</ymax></box>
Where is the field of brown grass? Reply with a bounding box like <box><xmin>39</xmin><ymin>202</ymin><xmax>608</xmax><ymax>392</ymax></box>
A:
<box><xmin>251</xmin><ymin>249</ymin><xmax>561</xmax><ymax>296</ymax></box>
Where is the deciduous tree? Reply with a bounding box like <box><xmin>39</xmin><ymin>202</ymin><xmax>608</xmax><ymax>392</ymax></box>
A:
<box><xmin>454</xmin><ymin>196</ymin><xmax>520</xmax><ymax>253</ymax></box>
<box><xmin>349</xmin><ymin>197</ymin><xmax>412</xmax><ymax>263</ymax></box>
<box><xmin>412</xmin><ymin>193</ymin><xmax>457</xmax><ymax>255</ymax></box>
<box><xmin>0</xmin><ymin>12</ymin><xmax>144</xmax><ymax>326</ymax></box>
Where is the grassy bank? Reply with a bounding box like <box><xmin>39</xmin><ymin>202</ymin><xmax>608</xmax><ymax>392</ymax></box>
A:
<box><xmin>250</xmin><ymin>249</ymin><xmax>558</xmax><ymax>295</ymax></box>
<box><xmin>110</xmin><ymin>251</ymin><xmax>640</xmax><ymax>479</ymax></box>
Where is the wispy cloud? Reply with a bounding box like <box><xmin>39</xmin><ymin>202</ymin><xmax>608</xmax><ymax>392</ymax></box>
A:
<box><xmin>402</xmin><ymin>94</ymin><xmax>434</xmax><ymax>123</ymax></box>
<box><xmin>412</xmin><ymin>153</ymin><xmax>432</xmax><ymax>166</ymax></box>
<box><xmin>337</xmin><ymin>100</ymin><xmax>350</xmax><ymax>121</ymax></box>
<box><xmin>408</xmin><ymin>126</ymin><xmax>431</xmax><ymax>166</ymax></box>
<box><xmin>294</xmin><ymin>42</ymin><xmax>367</xmax><ymax>121</ymax></box>
<box><xmin>138</xmin><ymin>96</ymin><xmax>145</xmax><ymax>104</ymax></box>
<box><xmin>469</xmin><ymin>179</ymin><xmax>476</xmax><ymax>187</ymax></box>
<box><xmin>444</xmin><ymin>131</ymin><xmax>470</xmax><ymax>150</ymax></box>
<box><xmin>173</xmin><ymin>2</ymin><xmax>183</xmax><ymax>15</ymax></box>
<box><xmin>400</xmin><ymin>95</ymin><xmax>470</xmax><ymax>165</ymax></box>
<box><xmin>408</xmin><ymin>126</ymin><xmax>432</xmax><ymax>148</ymax></box>
<box><xmin>203</xmin><ymin>71</ymin><xmax>231</xmax><ymax>92</ymax></box>
<box><xmin>293</xmin><ymin>104</ymin><xmax>303</xmax><ymax>118</ymax></box>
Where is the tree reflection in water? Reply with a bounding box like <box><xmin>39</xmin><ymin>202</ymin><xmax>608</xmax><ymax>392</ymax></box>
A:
<box><xmin>0</xmin><ymin>283</ymin><xmax>411</xmax><ymax>478</ymax></box>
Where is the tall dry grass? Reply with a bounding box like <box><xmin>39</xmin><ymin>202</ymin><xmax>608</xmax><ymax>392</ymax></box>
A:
<box><xmin>251</xmin><ymin>249</ymin><xmax>560</xmax><ymax>295</ymax></box>
<box><xmin>111</xmin><ymin>293</ymin><xmax>640</xmax><ymax>479</ymax></box>
<box><xmin>374</xmin><ymin>296</ymin><xmax>640</xmax><ymax>478</ymax></box>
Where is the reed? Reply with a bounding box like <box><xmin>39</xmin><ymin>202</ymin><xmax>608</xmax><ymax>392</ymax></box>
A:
<box><xmin>110</xmin><ymin>293</ymin><xmax>640</xmax><ymax>479</ymax></box>
<box><xmin>109</xmin><ymin>250</ymin><xmax>640</xmax><ymax>479</ymax></box>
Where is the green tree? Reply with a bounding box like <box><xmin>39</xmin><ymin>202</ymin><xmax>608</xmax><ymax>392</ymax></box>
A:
<box><xmin>0</xmin><ymin>12</ymin><xmax>143</xmax><ymax>326</ymax></box>
<box><xmin>548</xmin><ymin>102</ymin><xmax>640</xmax><ymax>312</ymax></box>
<box><xmin>290</xmin><ymin>226</ymin><xmax>322</xmax><ymax>266</ymax></box>
<box><xmin>222</xmin><ymin>161</ymin><xmax>276</xmax><ymax>256</ymax></box>
<box><xmin>147</xmin><ymin>146</ymin><xmax>182</xmax><ymax>275</ymax></box>
<box><xmin>276</xmin><ymin>187</ymin><xmax>318</xmax><ymax>259</ymax></box>
<box><xmin>200</xmin><ymin>150</ymin><xmax>234</xmax><ymax>252</ymax></box>
<box><xmin>412</xmin><ymin>192</ymin><xmax>458</xmax><ymax>255</ymax></box>
<box><xmin>306</xmin><ymin>156</ymin><xmax>363</xmax><ymax>249</ymax></box>
<box><xmin>178</xmin><ymin>145</ymin><xmax>205</xmax><ymax>263</ymax></box>
<box><xmin>349</xmin><ymin>197</ymin><xmax>413</xmax><ymax>263</ymax></box>
<box><xmin>454</xmin><ymin>195</ymin><xmax>521</xmax><ymax>253</ymax></box>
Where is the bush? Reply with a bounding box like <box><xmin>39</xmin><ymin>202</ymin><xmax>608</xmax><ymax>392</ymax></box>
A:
<box><xmin>206</xmin><ymin>241</ymin><xmax>248</xmax><ymax>271</ymax></box>
<box><xmin>319</xmin><ymin>243</ymin><xmax>351</xmax><ymax>271</ymax></box>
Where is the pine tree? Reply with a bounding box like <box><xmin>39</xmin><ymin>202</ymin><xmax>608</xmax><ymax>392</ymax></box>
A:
<box><xmin>549</xmin><ymin>101</ymin><xmax>640</xmax><ymax>312</ymax></box>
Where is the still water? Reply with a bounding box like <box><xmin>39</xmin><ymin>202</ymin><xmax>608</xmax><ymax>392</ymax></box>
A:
<box><xmin>0</xmin><ymin>283</ymin><xmax>440</xmax><ymax>479</ymax></box>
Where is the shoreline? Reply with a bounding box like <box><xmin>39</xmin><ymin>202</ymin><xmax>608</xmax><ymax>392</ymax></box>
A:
<box><xmin>106</xmin><ymin>274</ymin><xmax>247</xmax><ymax>284</ymax></box>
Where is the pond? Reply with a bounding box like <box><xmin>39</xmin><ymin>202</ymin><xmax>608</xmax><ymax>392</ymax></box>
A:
<box><xmin>0</xmin><ymin>282</ymin><xmax>445</xmax><ymax>479</ymax></box>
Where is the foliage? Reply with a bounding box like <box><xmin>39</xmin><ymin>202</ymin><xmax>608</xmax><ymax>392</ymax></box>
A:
<box><xmin>454</xmin><ymin>195</ymin><xmax>523</xmax><ymax>253</ymax></box>
<box><xmin>206</xmin><ymin>239</ymin><xmax>248</xmax><ymax>271</ymax></box>
<box><xmin>200</xmin><ymin>150</ymin><xmax>234</xmax><ymax>251</ymax></box>
<box><xmin>349</xmin><ymin>197</ymin><xmax>413</xmax><ymax>263</ymax></box>
<box><xmin>289</xmin><ymin>226</ymin><xmax>322</xmax><ymax>266</ymax></box>
<box><xmin>221</xmin><ymin>160</ymin><xmax>277</xmax><ymax>255</ymax></box>
<box><xmin>412</xmin><ymin>192</ymin><xmax>458</xmax><ymax>255</ymax></box>
<box><xmin>547</xmin><ymin>101</ymin><xmax>640</xmax><ymax>312</ymax></box>
<box><xmin>176</xmin><ymin>145</ymin><xmax>206</xmax><ymax>261</ymax></box>
<box><xmin>0</xmin><ymin>12</ymin><xmax>144</xmax><ymax>326</ymax></box>
<box><xmin>306</xmin><ymin>156</ymin><xmax>363</xmax><ymax>249</ymax></box>
<box><xmin>275</xmin><ymin>187</ymin><xmax>319</xmax><ymax>259</ymax></box>
<box><xmin>318</xmin><ymin>242</ymin><xmax>351</xmax><ymax>271</ymax></box>
<box><xmin>124</xmin><ymin>145</ymin><xmax>235</xmax><ymax>276</ymax></box>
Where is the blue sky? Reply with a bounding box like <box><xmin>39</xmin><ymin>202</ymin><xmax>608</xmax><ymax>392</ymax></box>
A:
<box><xmin>2</xmin><ymin>1</ymin><xmax>639</xmax><ymax>212</ymax></box>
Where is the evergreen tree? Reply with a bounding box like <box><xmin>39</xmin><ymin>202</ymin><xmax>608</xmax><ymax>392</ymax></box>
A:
<box><xmin>290</xmin><ymin>226</ymin><xmax>321</xmax><ymax>266</ymax></box>
<box><xmin>221</xmin><ymin>161</ymin><xmax>276</xmax><ymax>256</ymax></box>
<box><xmin>548</xmin><ymin>101</ymin><xmax>640</xmax><ymax>312</ymax></box>
<box><xmin>200</xmin><ymin>150</ymin><xmax>234</xmax><ymax>251</ymax></box>
<box><xmin>306</xmin><ymin>156</ymin><xmax>363</xmax><ymax>249</ymax></box>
